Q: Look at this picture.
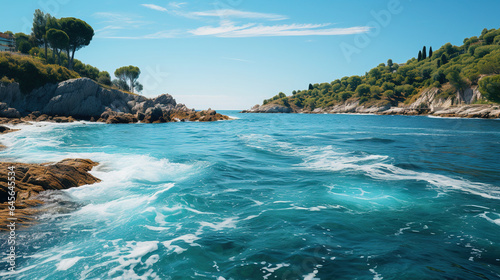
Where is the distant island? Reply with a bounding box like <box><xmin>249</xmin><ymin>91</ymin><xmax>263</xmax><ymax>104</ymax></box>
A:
<box><xmin>244</xmin><ymin>28</ymin><xmax>500</xmax><ymax>119</ymax></box>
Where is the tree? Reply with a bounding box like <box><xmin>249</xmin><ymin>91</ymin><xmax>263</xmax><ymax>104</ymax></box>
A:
<box><xmin>97</xmin><ymin>71</ymin><xmax>112</xmax><ymax>85</ymax></box>
<box><xmin>355</xmin><ymin>84</ymin><xmax>371</xmax><ymax>97</ymax></box>
<box><xmin>60</xmin><ymin>17</ymin><xmax>94</xmax><ymax>69</ymax></box>
<box><xmin>308</xmin><ymin>83</ymin><xmax>314</xmax><ymax>90</ymax></box>
<box><xmin>14</xmin><ymin>32</ymin><xmax>32</xmax><ymax>51</ymax></box>
<box><xmin>31</xmin><ymin>9</ymin><xmax>48</xmax><ymax>59</ymax></box>
<box><xmin>418</xmin><ymin>50</ymin><xmax>422</xmax><ymax>62</ymax></box>
<box><xmin>446</xmin><ymin>69</ymin><xmax>468</xmax><ymax>92</ymax></box>
<box><xmin>115</xmin><ymin>66</ymin><xmax>141</xmax><ymax>93</ymax></box>
<box><xmin>19</xmin><ymin>42</ymin><xmax>31</xmax><ymax>54</ymax></box>
<box><xmin>134</xmin><ymin>81</ymin><xmax>143</xmax><ymax>92</ymax></box>
<box><xmin>112</xmin><ymin>79</ymin><xmax>130</xmax><ymax>91</ymax></box>
<box><xmin>46</xmin><ymin>29</ymin><xmax>69</xmax><ymax>65</ymax></box>
<box><xmin>422</xmin><ymin>46</ymin><xmax>427</xmax><ymax>59</ymax></box>
<box><xmin>478</xmin><ymin>74</ymin><xmax>500</xmax><ymax>103</ymax></box>
<box><xmin>441</xmin><ymin>53</ymin><xmax>448</xmax><ymax>64</ymax></box>
<box><xmin>429</xmin><ymin>46</ymin><xmax>433</xmax><ymax>59</ymax></box>
<box><xmin>387</xmin><ymin>59</ymin><xmax>393</xmax><ymax>71</ymax></box>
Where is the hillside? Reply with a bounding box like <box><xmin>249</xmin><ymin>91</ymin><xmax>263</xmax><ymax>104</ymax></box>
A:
<box><xmin>246</xmin><ymin>28</ymin><xmax>500</xmax><ymax>117</ymax></box>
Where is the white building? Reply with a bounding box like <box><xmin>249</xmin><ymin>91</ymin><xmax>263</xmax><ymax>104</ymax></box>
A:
<box><xmin>0</xmin><ymin>32</ymin><xmax>15</xmax><ymax>52</ymax></box>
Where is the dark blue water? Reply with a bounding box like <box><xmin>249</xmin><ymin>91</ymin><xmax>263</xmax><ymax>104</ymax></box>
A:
<box><xmin>1</xmin><ymin>112</ymin><xmax>500</xmax><ymax>279</ymax></box>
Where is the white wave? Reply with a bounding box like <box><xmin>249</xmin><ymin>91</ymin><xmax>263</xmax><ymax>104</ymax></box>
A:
<box><xmin>162</xmin><ymin>234</ymin><xmax>201</xmax><ymax>254</ymax></box>
<box><xmin>478</xmin><ymin>212</ymin><xmax>500</xmax><ymax>226</ymax></box>
<box><xmin>56</xmin><ymin>257</ymin><xmax>83</xmax><ymax>271</ymax></box>
<box><xmin>241</xmin><ymin>134</ymin><xmax>500</xmax><ymax>200</ymax></box>
<box><xmin>199</xmin><ymin>217</ymin><xmax>238</xmax><ymax>231</ymax></box>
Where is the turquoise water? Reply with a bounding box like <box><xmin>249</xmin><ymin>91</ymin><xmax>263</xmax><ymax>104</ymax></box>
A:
<box><xmin>1</xmin><ymin>112</ymin><xmax>500</xmax><ymax>279</ymax></box>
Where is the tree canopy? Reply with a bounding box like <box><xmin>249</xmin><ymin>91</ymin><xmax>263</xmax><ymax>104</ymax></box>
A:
<box><xmin>114</xmin><ymin>66</ymin><xmax>142</xmax><ymax>93</ymax></box>
<box><xmin>59</xmin><ymin>17</ymin><xmax>94</xmax><ymax>69</ymax></box>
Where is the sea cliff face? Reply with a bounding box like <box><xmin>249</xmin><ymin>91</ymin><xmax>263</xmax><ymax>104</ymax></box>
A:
<box><xmin>0</xmin><ymin>78</ymin><xmax>229</xmax><ymax>123</ymax></box>
<box><xmin>243</xmin><ymin>86</ymin><xmax>500</xmax><ymax>118</ymax></box>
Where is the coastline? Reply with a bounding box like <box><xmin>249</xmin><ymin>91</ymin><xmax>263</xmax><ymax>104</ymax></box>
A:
<box><xmin>242</xmin><ymin>103</ymin><xmax>500</xmax><ymax>119</ymax></box>
<box><xmin>0</xmin><ymin>110</ymin><xmax>232</xmax><ymax>230</ymax></box>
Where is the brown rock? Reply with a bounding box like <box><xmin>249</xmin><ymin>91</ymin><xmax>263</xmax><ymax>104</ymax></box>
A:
<box><xmin>0</xmin><ymin>159</ymin><xmax>100</xmax><ymax>229</ymax></box>
<box><xmin>106</xmin><ymin>113</ymin><xmax>138</xmax><ymax>124</ymax></box>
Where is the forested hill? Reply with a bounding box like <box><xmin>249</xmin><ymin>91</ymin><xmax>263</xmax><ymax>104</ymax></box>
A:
<box><xmin>261</xmin><ymin>28</ymin><xmax>500</xmax><ymax>110</ymax></box>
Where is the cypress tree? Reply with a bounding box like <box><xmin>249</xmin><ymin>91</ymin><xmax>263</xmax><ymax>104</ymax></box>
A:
<box><xmin>422</xmin><ymin>46</ymin><xmax>427</xmax><ymax>59</ymax></box>
<box><xmin>437</xmin><ymin>58</ymin><xmax>442</xmax><ymax>68</ymax></box>
<box><xmin>429</xmin><ymin>46</ymin><xmax>433</xmax><ymax>59</ymax></box>
<box><xmin>308</xmin><ymin>83</ymin><xmax>314</xmax><ymax>90</ymax></box>
<box><xmin>418</xmin><ymin>50</ymin><xmax>422</xmax><ymax>62</ymax></box>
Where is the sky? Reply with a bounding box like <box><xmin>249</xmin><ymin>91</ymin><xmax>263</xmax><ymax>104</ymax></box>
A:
<box><xmin>2</xmin><ymin>0</ymin><xmax>500</xmax><ymax>109</ymax></box>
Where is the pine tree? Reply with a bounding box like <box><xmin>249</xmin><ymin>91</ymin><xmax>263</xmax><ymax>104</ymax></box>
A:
<box><xmin>422</xmin><ymin>46</ymin><xmax>427</xmax><ymax>59</ymax></box>
<box><xmin>418</xmin><ymin>50</ymin><xmax>422</xmax><ymax>62</ymax></box>
<box><xmin>429</xmin><ymin>46</ymin><xmax>433</xmax><ymax>59</ymax></box>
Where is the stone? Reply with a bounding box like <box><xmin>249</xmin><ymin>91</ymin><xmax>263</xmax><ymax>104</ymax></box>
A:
<box><xmin>0</xmin><ymin>159</ymin><xmax>100</xmax><ymax>229</ymax></box>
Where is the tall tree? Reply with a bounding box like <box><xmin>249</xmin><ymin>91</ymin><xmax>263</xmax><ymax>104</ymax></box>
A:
<box><xmin>418</xmin><ymin>50</ymin><xmax>422</xmax><ymax>62</ymax></box>
<box><xmin>308</xmin><ymin>83</ymin><xmax>314</xmax><ymax>90</ymax></box>
<box><xmin>60</xmin><ymin>17</ymin><xmax>94</xmax><ymax>69</ymax></box>
<box><xmin>115</xmin><ymin>66</ymin><xmax>141</xmax><ymax>93</ymax></box>
<box><xmin>422</xmin><ymin>46</ymin><xmax>427</xmax><ymax>59</ymax></box>
<box><xmin>31</xmin><ymin>9</ymin><xmax>48</xmax><ymax>59</ymax></box>
<box><xmin>46</xmin><ymin>15</ymin><xmax>60</xmax><ymax>62</ymax></box>
<box><xmin>46</xmin><ymin>29</ymin><xmax>69</xmax><ymax>65</ymax></box>
<box><xmin>429</xmin><ymin>46</ymin><xmax>433</xmax><ymax>59</ymax></box>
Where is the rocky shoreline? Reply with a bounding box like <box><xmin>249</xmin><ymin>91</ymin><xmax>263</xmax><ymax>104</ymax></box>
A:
<box><xmin>0</xmin><ymin>159</ymin><xmax>100</xmax><ymax>230</ymax></box>
<box><xmin>0</xmin><ymin>77</ymin><xmax>230</xmax><ymax>124</ymax></box>
<box><xmin>242</xmin><ymin>86</ymin><xmax>500</xmax><ymax>119</ymax></box>
<box><xmin>0</xmin><ymin>77</ymin><xmax>232</xmax><ymax>230</ymax></box>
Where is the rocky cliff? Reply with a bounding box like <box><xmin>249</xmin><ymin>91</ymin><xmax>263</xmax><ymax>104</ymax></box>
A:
<box><xmin>243</xmin><ymin>86</ymin><xmax>500</xmax><ymax>118</ymax></box>
<box><xmin>0</xmin><ymin>78</ymin><xmax>229</xmax><ymax>123</ymax></box>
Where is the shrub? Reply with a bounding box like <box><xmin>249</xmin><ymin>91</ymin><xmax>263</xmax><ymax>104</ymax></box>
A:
<box><xmin>478</xmin><ymin>74</ymin><xmax>500</xmax><ymax>103</ymax></box>
<box><xmin>0</xmin><ymin>52</ymin><xmax>79</xmax><ymax>93</ymax></box>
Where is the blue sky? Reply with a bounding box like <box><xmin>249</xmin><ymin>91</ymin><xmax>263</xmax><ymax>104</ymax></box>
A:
<box><xmin>3</xmin><ymin>0</ymin><xmax>500</xmax><ymax>109</ymax></box>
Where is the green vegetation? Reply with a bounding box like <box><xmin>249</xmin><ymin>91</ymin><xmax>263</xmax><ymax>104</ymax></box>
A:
<box><xmin>0</xmin><ymin>52</ymin><xmax>79</xmax><ymax>93</ymax></box>
<box><xmin>261</xmin><ymin>28</ymin><xmax>500</xmax><ymax>110</ymax></box>
<box><xmin>114</xmin><ymin>66</ymin><xmax>143</xmax><ymax>93</ymax></box>
<box><xmin>0</xmin><ymin>9</ymin><xmax>143</xmax><ymax>95</ymax></box>
<box><xmin>479</xmin><ymin>74</ymin><xmax>500</xmax><ymax>103</ymax></box>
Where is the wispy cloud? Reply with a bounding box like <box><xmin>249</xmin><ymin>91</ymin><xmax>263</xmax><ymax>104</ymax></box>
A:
<box><xmin>93</xmin><ymin>12</ymin><xmax>151</xmax><ymax>37</ymax></box>
<box><xmin>190</xmin><ymin>9</ymin><xmax>288</xmax><ymax>21</ymax></box>
<box><xmin>169</xmin><ymin>2</ymin><xmax>187</xmax><ymax>9</ymax></box>
<box><xmin>98</xmin><ymin>30</ymin><xmax>182</xmax><ymax>39</ymax></box>
<box><xmin>141</xmin><ymin>4</ymin><xmax>168</xmax><ymax>12</ymax></box>
<box><xmin>190</xmin><ymin>21</ymin><xmax>370</xmax><ymax>38</ymax></box>
<box><xmin>222</xmin><ymin>57</ymin><xmax>254</xmax><ymax>63</ymax></box>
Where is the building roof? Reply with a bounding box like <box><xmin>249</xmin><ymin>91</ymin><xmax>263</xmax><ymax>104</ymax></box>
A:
<box><xmin>0</xmin><ymin>32</ymin><xmax>14</xmax><ymax>40</ymax></box>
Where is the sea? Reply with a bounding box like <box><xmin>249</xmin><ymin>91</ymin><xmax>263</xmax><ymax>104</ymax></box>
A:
<box><xmin>1</xmin><ymin>111</ymin><xmax>499</xmax><ymax>279</ymax></box>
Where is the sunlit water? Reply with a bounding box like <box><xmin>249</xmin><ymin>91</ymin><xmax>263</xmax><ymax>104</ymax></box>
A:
<box><xmin>1</xmin><ymin>112</ymin><xmax>500</xmax><ymax>279</ymax></box>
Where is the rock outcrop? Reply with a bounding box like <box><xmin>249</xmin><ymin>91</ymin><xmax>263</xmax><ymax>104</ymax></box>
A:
<box><xmin>0</xmin><ymin>78</ymin><xmax>229</xmax><ymax>123</ymax></box>
<box><xmin>242</xmin><ymin>104</ymin><xmax>293</xmax><ymax>113</ymax></box>
<box><xmin>243</xmin><ymin>85</ymin><xmax>500</xmax><ymax>119</ymax></box>
<box><xmin>0</xmin><ymin>159</ymin><xmax>100</xmax><ymax>229</ymax></box>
